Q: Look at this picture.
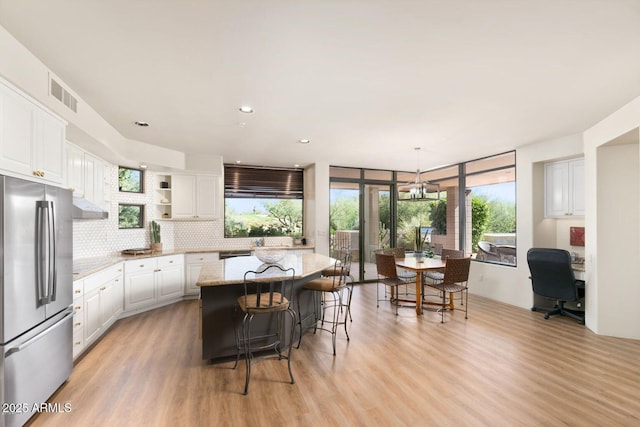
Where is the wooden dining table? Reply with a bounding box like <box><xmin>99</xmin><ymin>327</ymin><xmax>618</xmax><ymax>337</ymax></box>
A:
<box><xmin>394</xmin><ymin>257</ymin><xmax>447</xmax><ymax>315</ymax></box>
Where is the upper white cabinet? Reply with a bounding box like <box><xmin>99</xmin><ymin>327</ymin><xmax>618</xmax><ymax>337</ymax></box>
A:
<box><xmin>66</xmin><ymin>143</ymin><xmax>85</xmax><ymax>197</ymax></box>
<box><xmin>172</xmin><ymin>174</ymin><xmax>220</xmax><ymax>219</ymax></box>
<box><xmin>0</xmin><ymin>79</ymin><xmax>66</xmax><ymax>184</ymax></box>
<box><xmin>66</xmin><ymin>142</ymin><xmax>108</xmax><ymax>207</ymax></box>
<box><xmin>544</xmin><ymin>158</ymin><xmax>584</xmax><ymax>217</ymax></box>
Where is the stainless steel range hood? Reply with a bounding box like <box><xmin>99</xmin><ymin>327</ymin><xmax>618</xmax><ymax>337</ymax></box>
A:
<box><xmin>72</xmin><ymin>198</ymin><xmax>109</xmax><ymax>219</ymax></box>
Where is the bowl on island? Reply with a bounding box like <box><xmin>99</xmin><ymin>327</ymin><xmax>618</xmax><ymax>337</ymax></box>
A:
<box><xmin>254</xmin><ymin>247</ymin><xmax>286</xmax><ymax>264</ymax></box>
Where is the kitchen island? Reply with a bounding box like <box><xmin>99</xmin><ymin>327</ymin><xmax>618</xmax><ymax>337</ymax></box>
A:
<box><xmin>197</xmin><ymin>253</ymin><xmax>335</xmax><ymax>362</ymax></box>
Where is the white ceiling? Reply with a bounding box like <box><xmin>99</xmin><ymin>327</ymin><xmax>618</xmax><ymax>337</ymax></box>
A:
<box><xmin>1</xmin><ymin>0</ymin><xmax>639</xmax><ymax>172</ymax></box>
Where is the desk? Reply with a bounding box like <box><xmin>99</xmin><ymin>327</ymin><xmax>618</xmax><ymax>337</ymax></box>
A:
<box><xmin>197</xmin><ymin>253</ymin><xmax>335</xmax><ymax>362</ymax></box>
<box><xmin>394</xmin><ymin>257</ymin><xmax>446</xmax><ymax>315</ymax></box>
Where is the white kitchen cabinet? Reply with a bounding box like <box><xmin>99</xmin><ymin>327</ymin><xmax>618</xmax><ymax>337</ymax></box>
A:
<box><xmin>124</xmin><ymin>255</ymin><xmax>184</xmax><ymax>312</ymax></box>
<box><xmin>172</xmin><ymin>174</ymin><xmax>219</xmax><ymax>219</ymax></box>
<box><xmin>72</xmin><ymin>279</ymin><xmax>85</xmax><ymax>360</ymax></box>
<box><xmin>66</xmin><ymin>142</ymin><xmax>107</xmax><ymax>207</ymax></box>
<box><xmin>185</xmin><ymin>252</ymin><xmax>219</xmax><ymax>295</ymax></box>
<box><xmin>84</xmin><ymin>152</ymin><xmax>105</xmax><ymax>205</ymax></box>
<box><xmin>74</xmin><ymin>263</ymin><xmax>123</xmax><ymax>359</ymax></box>
<box><xmin>66</xmin><ymin>143</ymin><xmax>85</xmax><ymax>197</ymax></box>
<box><xmin>544</xmin><ymin>158</ymin><xmax>584</xmax><ymax>218</ymax></box>
<box><xmin>0</xmin><ymin>79</ymin><xmax>66</xmax><ymax>185</ymax></box>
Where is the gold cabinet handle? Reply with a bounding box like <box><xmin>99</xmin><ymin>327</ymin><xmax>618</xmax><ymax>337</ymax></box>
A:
<box><xmin>100</xmin><ymin>286</ymin><xmax>106</xmax><ymax>291</ymax></box>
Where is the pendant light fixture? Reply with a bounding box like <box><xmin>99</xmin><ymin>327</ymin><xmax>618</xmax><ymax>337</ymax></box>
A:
<box><xmin>398</xmin><ymin>147</ymin><xmax>440</xmax><ymax>201</ymax></box>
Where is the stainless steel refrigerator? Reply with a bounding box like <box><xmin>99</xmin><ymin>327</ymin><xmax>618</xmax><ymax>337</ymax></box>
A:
<box><xmin>0</xmin><ymin>176</ymin><xmax>73</xmax><ymax>427</ymax></box>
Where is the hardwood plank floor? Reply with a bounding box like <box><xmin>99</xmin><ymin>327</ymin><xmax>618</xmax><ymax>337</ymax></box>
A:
<box><xmin>27</xmin><ymin>284</ymin><xmax>640</xmax><ymax>426</ymax></box>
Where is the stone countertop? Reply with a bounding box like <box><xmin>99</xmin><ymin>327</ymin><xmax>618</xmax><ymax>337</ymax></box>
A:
<box><xmin>197</xmin><ymin>253</ymin><xmax>335</xmax><ymax>287</ymax></box>
<box><xmin>72</xmin><ymin>245</ymin><xmax>315</xmax><ymax>280</ymax></box>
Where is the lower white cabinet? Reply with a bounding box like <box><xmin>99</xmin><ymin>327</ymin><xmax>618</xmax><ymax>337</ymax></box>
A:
<box><xmin>185</xmin><ymin>252</ymin><xmax>219</xmax><ymax>295</ymax></box>
<box><xmin>73</xmin><ymin>262</ymin><xmax>123</xmax><ymax>360</ymax></box>
<box><xmin>124</xmin><ymin>255</ymin><xmax>184</xmax><ymax>312</ymax></box>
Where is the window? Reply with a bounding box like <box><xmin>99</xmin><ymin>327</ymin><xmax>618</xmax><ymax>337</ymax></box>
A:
<box><xmin>224</xmin><ymin>165</ymin><xmax>303</xmax><ymax>237</ymax></box>
<box><xmin>466</xmin><ymin>152</ymin><xmax>516</xmax><ymax>266</ymax></box>
<box><xmin>119</xmin><ymin>204</ymin><xmax>145</xmax><ymax>229</ymax></box>
<box><xmin>118</xmin><ymin>166</ymin><xmax>144</xmax><ymax>193</ymax></box>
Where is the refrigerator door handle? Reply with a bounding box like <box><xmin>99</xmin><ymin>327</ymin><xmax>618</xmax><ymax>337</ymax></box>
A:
<box><xmin>5</xmin><ymin>309</ymin><xmax>74</xmax><ymax>357</ymax></box>
<box><xmin>36</xmin><ymin>200</ymin><xmax>56</xmax><ymax>304</ymax></box>
<box><xmin>49</xmin><ymin>200</ymin><xmax>57</xmax><ymax>302</ymax></box>
<box><xmin>36</xmin><ymin>200</ymin><xmax>49</xmax><ymax>304</ymax></box>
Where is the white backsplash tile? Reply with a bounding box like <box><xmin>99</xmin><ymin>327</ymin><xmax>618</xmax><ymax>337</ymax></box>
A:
<box><xmin>73</xmin><ymin>166</ymin><xmax>294</xmax><ymax>258</ymax></box>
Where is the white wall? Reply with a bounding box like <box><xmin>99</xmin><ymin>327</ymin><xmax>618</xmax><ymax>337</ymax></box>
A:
<box><xmin>0</xmin><ymin>25</ymin><xmax>186</xmax><ymax>170</ymax></box>
<box><xmin>469</xmin><ymin>134</ymin><xmax>584</xmax><ymax>309</ymax></box>
<box><xmin>584</xmin><ymin>96</ymin><xmax>640</xmax><ymax>338</ymax></box>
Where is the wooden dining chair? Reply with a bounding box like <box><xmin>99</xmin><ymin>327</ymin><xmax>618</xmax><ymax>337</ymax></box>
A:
<box><xmin>423</xmin><ymin>248</ymin><xmax>465</xmax><ymax>302</ymax></box>
<box><xmin>425</xmin><ymin>257</ymin><xmax>471</xmax><ymax>323</ymax></box>
<box><xmin>375</xmin><ymin>253</ymin><xmax>406</xmax><ymax>315</ymax></box>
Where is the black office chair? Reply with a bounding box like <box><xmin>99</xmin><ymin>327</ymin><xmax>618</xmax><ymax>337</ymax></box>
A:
<box><xmin>527</xmin><ymin>248</ymin><xmax>585</xmax><ymax>324</ymax></box>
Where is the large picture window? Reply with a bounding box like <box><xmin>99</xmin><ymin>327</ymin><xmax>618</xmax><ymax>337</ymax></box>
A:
<box><xmin>224</xmin><ymin>165</ymin><xmax>303</xmax><ymax>237</ymax></box>
<box><xmin>466</xmin><ymin>152</ymin><xmax>516</xmax><ymax>266</ymax></box>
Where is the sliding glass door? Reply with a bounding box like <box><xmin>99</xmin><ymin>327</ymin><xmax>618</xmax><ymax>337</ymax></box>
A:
<box><xmin>329</xmin><ymin>168</ymin><xmax>393</xmax><ymax>282</ymax></box>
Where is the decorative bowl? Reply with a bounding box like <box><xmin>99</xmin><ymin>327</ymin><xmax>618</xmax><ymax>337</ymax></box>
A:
<box><xmin>254</xmin><ymin>247</ymin><xmax>286</xmax><ymax>264</ymax></box>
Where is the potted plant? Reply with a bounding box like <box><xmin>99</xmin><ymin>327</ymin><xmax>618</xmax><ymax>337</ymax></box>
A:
<box><xmin>150</xmin><ymin>220</ymin><xmax>162</xmax><ymax>253</ymax></box>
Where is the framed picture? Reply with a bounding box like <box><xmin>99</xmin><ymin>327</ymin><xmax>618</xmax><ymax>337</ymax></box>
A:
<box><xmin>570</xmin><ymin>226</ymin><xmax>585</xmax><ymax>246</ymax></box>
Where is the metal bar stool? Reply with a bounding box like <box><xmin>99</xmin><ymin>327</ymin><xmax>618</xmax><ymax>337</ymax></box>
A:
<box><xmin>297</xmin><ymin>248</ymin><xmax>352</xmax><ymax>355</ymax></box>
<box><xmin>233</xmin><ymin>264</ymin><xmax>297</xmax><ymax>395</ymax></box>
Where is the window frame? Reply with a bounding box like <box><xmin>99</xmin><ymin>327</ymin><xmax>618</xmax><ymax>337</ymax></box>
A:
<box><xmin>118</xmin><ymin>166</ymin><xmax>145</xmax><ymax>193</ymax></box>
<box><xmin>224</xmin><ymin>165</ymin><xmax>304</xmax><ymax>238</ymax></box>
<box><xmin>118</xmin><ymin>203</ymin><xmax>145</xmax><ymax>229</ymax></box>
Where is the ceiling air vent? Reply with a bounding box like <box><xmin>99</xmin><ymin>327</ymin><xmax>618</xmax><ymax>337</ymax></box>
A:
<box><xmin>49</xmin><ymin>76</ymin><xmax>77</xmax><ymax>113</ymax></box>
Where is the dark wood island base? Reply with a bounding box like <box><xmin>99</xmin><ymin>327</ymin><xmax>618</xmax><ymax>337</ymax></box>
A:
<box><xmin>197</xmin><ymin>253</ymin><xmax>335</xmax><ymax>363</ymax></box>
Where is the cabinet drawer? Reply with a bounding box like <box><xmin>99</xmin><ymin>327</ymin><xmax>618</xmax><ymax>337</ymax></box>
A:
<box><xmin>125</xmin><ymin>258</ymin><xmax>158</xmax><ymax>274</ymax></box>
<box><xmin>85</xmin><ymin>263</ymin><xmax>124</xmax><ymax>293</ymax></box>
<box><xmin>73</xmin><ymin>279</ymin><xmax>84</xmax><ymax>298</ymax></box>
<box><xmin>158</xmin><ymin>254</ymin><xmax>183</xmax><ymax>268</ymax></box>
<box><xmin>186</xmin><ymin>253</ymin><xmax>218</xmax><ymax>263</ymax></box>
<box><xmin>73</xmin><ymin>328</ymin><xmax>84</xmax><ymax>358</ymax></box>
<box><xmin>73</xmin><ymin>298</ymin><xmax>84</xmax><ymax>331</ymax></box>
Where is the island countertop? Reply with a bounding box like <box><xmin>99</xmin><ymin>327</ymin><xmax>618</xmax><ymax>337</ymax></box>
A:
<box><xmin>197</xmin><ymin>253</ymin><xmax>335</xmax><ymax>286</ymax></box>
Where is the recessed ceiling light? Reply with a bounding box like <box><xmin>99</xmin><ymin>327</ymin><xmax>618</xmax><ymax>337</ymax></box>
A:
<box><xmin>236</xmin><ymin>160</ymin><xmax>242</xmax><ymax>164</ymax></box>
<box><xmin>294</xmin><ymin>164</ymin><xmax>300</xmax><ymax>168</ymax></box>
<box><xmin>239</xmin><ymin>106</ymin><xmax>254</xmax><ymax>113</ymax></box>
<box><xmin>298</xmin><ymin>139</ymin><xmax>310</xmax><ymax>144</ymax></box>
<box><xmin>134</xmin><ymin>121</ymin><xmax>149</xmax><ymax>127</ymax></box>
<box><xmin>139</xmin><ymin>164</ymin><xmax>148</xmax><ymax>169</ymax></box>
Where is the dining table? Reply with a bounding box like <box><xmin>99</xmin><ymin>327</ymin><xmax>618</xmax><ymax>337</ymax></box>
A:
<box><xmin>394</xmin><ymin>256</ymin><xmax>447</xmax><ymax>315</ymax></box>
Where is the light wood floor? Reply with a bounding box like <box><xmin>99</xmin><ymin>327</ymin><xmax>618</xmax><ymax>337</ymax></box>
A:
<box><xmin>28</xmin><ymin>284</ymin><xmax>640</xmax><ymax>427</ymax></box>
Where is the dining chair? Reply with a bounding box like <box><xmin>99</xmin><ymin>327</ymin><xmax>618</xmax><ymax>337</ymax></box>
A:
<box><xmin>233</xmin><ymin>264</ymin><xmax>297</xmax><ymax>395</ymax></box>
<box><xmin>425</xmin><ymin>257</ymin><xmax>471</xmax><ymax>323</ymax></box>
<box><xmin>375</xmin><ymin>253</ymin><xmax>407</xmax><ymax>315</ymax></box>
<box><xmin>424</xmin><ymin>248</ymin><xmax>464</xmax><ymax>302</ymax></box>
<box><xmin>297</xmin><ymin>248</ymin><xmax>352</xmax><ymax>355</ymax></box>
<box><xmin>383</xmin><ymin>247</ymin><xmax>416</xmax><ymax>298</ymax></box>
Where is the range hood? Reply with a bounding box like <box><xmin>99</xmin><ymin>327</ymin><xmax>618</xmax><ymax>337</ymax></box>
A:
<box><xmin>72</xmin><ymin>198</ymin><xmax>109</xmax><ymax>220</ymax></box>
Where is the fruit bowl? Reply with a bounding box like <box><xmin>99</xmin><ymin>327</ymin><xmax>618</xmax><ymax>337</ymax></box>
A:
<box><xmin>254</xmin><ymin>247</ymin><xmax>286</xmax><ymax>264</ymax></box>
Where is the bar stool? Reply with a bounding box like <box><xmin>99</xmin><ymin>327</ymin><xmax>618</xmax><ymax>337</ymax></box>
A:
<box><xmin>297</xmin><ymin>248</ymin><xmax>352</xmax><ymax>355</ymax></box>
<box><xmin>233</xmin><ymin>264</ymin><xmax>297</xmax><ymax>395</ymax></box>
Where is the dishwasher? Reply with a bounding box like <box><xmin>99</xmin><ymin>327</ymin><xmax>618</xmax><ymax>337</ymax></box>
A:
<box><xmin>219</xmin><ymin>250</ymin><xmax>252</xmax><ymax>259</ymax></box>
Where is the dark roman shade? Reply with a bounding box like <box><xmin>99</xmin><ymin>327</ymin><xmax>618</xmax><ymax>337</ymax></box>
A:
<box><xmin>224</xmin><ymin>165</ymin><xmax>303</xmax><ymax>199</ymax></box>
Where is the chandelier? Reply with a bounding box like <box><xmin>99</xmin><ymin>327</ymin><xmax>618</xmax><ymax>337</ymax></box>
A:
<box><xmin>398</xmin><ymin>147</ymin><xmax>440</xmax><ymax>201</ymax></box>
